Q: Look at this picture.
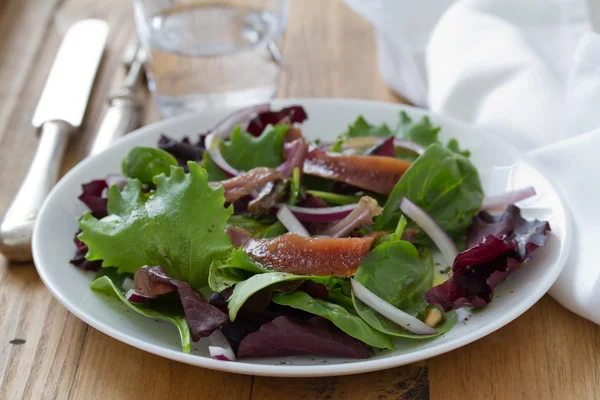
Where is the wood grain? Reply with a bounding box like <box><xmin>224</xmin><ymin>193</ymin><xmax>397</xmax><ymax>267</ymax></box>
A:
<box><xmin>0</xmin><ymin>0</ymin><xmax>599</xmax><ymax>399</ymax></box>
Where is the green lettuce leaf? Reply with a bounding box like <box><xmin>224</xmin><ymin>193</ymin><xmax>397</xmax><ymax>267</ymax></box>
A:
<box><xmin>352</xmin><ymin>238</ymin><xmax>456</xmax><ymax>338</ymax></box>
<box><xmin>208</xmin><ymin>260</ymin><xmax>251</xmax><ymax>293</ymax></box>
<box><xmin>90</xmin><ymin>275</ymin><xmax>191</xmax><ymax>353</ymax></box>
<box><xmin>353</xmin><ymin>294</ymin><xmax>457</xmax><ymax>339</ymax></box>
<box><xmin>354</xmin><ymin>240</ymin><xmax>432</xmax><ymax>316</ymax></box>
<box><xmin>201</xmin><ymin>152</ymin><xmax>229</xmax><ymax>182</ymax></box>
<box><xmin>226</xmin><ymin>270</ymin><xmax>348</xmax><ymax>321</ymax></box>
<box><xmin>395</xmin><ymin>111</ymin><xmax>440</xmax><ymax>148</ymax></box>
<box><xmin>221</xmin><ymin>125</ymin><xmax>288</xmax><ymax>171</ymax></box>
<box><xmin>121</xmin><ymin>146</ymin><xmax>178</xmax><ymax>184</ymax></box>
<box><xmin>340</xmin><ymin>111</ymin><xmax>468</xmax><ymax>158</ymax></box>
<box><xmin>344</xmin><ymin>116</ymin><xmax>394</xmax><ymax>138</ymax></box>
<box><xmin>79</xmin><ymin>162</ymin><xmax>233</xmax><ymax>289</ymax></box>
<box><xmin>272</xmin><ymin>291</ymin><xmax>394</xmax><ymax>349</ymax></box>
<box><xmin>375</xmin><ymin>144</ymin><xmax>483</xmax><ymax>238</ymax></box>
<box><xmin>226</xmin><ymin>215</ymin><xmax>287</xmax><ymax>238</ymax></box>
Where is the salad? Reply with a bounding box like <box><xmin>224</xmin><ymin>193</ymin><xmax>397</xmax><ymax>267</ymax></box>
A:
<box><xmin>70</xmin><ymin>104</ymin><xmax>550</xmax><ymax>361</ymax></box>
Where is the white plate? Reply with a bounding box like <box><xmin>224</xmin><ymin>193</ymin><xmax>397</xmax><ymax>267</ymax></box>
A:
<box><xmin>33</xmin><ymin>98</ymin><xmax>571</xmax><ymax>377</ymax></box>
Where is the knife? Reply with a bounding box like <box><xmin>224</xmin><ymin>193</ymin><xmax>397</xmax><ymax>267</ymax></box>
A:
<box><xmin>88</xmin><ymin>38</ymin><xmax>145</xmax><ymax>155</ymax></box>
<box><xmin>0</xmin><ymin>19</ymin><xmax>108</xmax><ymax>261</ymax></box>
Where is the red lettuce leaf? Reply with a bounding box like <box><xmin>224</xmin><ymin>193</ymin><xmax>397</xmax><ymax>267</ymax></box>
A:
<box><xmin>237</xmin><ymin>316</ymin><xmax>369</xmax><ymax>358</ymax></box>
<box><xmin>79</xmin><ymin>180</ymin><xmax>108</xmax><ymax>219</ymax></box>
<box><xmin>365</xmin><ymin>136</ymin><xmax>395</xmax><ymax>157</ymax></box>
<box><xmin>246</xmin><ymin>106</ymin><xmax>308</xmax><ymax>136</ymax></box>
<box><xmin>296</xmin><ymin>193</ymin><xmax>329</xmax><ymax>208</ymax></box>
<box><xmin>425</xmin><ymin>205</ymin><xmax>550</xmax><ymax>311</ymax></box>
<box><xmin>69</xmin><ymin>232</ymin><xmax>102</xmax><ymax>271</ymax></box>
<box><xmin>158</xmin><ymin>134</ymin><xmax>205</xmax><ymax>168</ymax></box>
<box><xmin>299</xmin><ymin>281</ymin><xmax>330</xmax><ymax>299</ymax></box>
<box><xmin>134</xmin><ymin>266</ymin><xmax>228</xmax><ymax>341</ymax></box>
<box><xmin>71</xmin><ymin>179</ymin><xmax>113</xmax><ymax>271</ymax></box>
<box><xmin>209</xmin><ymin>292</ymin><xmax>314</xmax><ymax>352</ymax></box>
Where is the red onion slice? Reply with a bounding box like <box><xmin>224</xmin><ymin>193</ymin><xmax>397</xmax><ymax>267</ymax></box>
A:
<box><xmin>285</xmin><ymin>203</ymin><xmax>358</xmax><ymax>223</ymax></box>
<box><xmin>208</xmin><ymin>329</ymin><xmax>236</xmax><ymax>361</ymax></box>
<box><xmin>125</xmin><ymin>289</ymin><xmax>156</xmax><ymax>304</ymax></box>
<box><xmin>351</xmin><ymin>279</ymin><xmax>436</xmax><ymax>335</ymax></box>
<box><xmin>276</xmin><ymin>205</ymin><xmax>310</xmax><ymax>237</ymax></box>
<box><xmin>481</xmin><ymin>186</ymin><xmax>536</xmax><ymax>211</ymax></box>
<box><xmin>205</xmin><ymin>134</ymin><xmax>240</xmax><ymax>177</ymax></box>
<box><xmin>209</xmin><ymin>103</ymin><xmax>271</xmax><ymax>138</ymax></box>
<box><xmin>400</xmin><ymin>198</ymin><xmax>458</xmax><ymax>265</ymax></box>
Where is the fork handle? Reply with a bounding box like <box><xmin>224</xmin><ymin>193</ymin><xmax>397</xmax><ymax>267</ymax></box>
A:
<box><xmin>89</xmin><ymin>88</ymin><xmax>143</xmax><ymax>156</ymax></box>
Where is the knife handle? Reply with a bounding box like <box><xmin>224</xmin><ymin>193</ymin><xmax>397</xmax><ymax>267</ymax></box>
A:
<box><xmin>89</xmin><ymin>89</ymin><xmax>143</xmax><ymax>156</ymax></box>
<box><xmin>0</xmin><ymin>120</ymin><xmax>73</xmax><ymax>261</ymax></box>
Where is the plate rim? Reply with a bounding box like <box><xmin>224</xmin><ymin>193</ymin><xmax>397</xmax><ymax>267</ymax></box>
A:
<box><xmin>32</xmin><ymin>97</ymin><xmax>572</xmax><ymax>377</ymax></box>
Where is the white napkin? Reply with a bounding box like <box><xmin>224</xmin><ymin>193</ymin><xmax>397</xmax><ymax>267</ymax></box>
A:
<box><xmin>344</xmin><ymin>0</ymin><xmax>600</xmax><ymax>324</ymax></box>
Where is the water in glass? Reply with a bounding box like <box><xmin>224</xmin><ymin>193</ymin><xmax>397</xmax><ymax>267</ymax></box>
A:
<box><xmin>139</xmin><ymin>4</ymin><xmax>283</xmax><ymax>117</ymax></box>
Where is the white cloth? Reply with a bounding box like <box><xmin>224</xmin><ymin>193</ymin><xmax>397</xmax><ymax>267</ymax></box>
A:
<box><xmin>344</xmin><ymin>0</ymin><xmax>600</xmax><ymax>324</ymax></box>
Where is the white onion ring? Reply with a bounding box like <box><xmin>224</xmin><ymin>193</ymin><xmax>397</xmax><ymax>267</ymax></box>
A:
<box><xmin>351</xmin><ymin>279</ymin><xmax>436</xmax><ymax>335</ymax></box>
<box><xmin>400</xmin><ymin>198</ymin><xmax>458</xmax><ymax>265</ymax></box>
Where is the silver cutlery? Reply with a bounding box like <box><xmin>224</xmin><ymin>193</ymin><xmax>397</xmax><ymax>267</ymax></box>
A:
<box><xmin>0</xmin><ymin>19</ymin><xmax>109</xmax><ymax>261</ymax></box>
<box><xmin>89</xmin><ymin>37</ymin><xmax>145</xmax><ymax>155</ymax></box>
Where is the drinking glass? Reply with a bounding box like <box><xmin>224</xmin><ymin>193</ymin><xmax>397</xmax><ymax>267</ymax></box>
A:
<box><xmin>133</xmin><ymin>0</ymin><xmax>289</xmax><ymax>117</ymax></box>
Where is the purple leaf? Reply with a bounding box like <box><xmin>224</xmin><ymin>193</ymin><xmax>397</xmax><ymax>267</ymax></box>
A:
<box><xmin>297</xmin><ymin>193</ymin><xmax>329</xmax><ymax>208</ymax></box>
<box><xmin>134</xmin><ymin>266</ymin><xmax>228</xmax><ymax>341</ymax></box>
<box><xmin>237</xmin><ymin>316</ymin><xmax>369</xmax><ymax>358</ymax></box>
<box><xmin>299</xmin><ymin>281</ymin><xmax>330</xmax><ymax>299</ymax></box>
<box><xmin>158</xmin><ymin>135</ymin><xmax>204</xmax><ymax>167</ymax></box>
<box><xmin>365</xmin><ymin>136</ymin><xmax>395</xmax><ymax>157</ymax></box>
<box><xmin>69</xmin><ymin>233</ymin><xmax>102</xmax><ymax>271</ymax></box>
<box><xmin>79</xmin><ymin>180</ymin><xmax>108</xmax><ymax>219</ymax></box>
<box><xmin>242</xmin><ymin>280</ymin><xmax>305</xmax><ymax>313</ymax></box>
<box><xmin>246</xmin><ymin>106</ymin><xmax>308</xmax><ymax>136</ymax></box>
<box><xmin>425</xmin><ymin>206</ymin><xmax>550</xmax><ymax>311</ymax></box>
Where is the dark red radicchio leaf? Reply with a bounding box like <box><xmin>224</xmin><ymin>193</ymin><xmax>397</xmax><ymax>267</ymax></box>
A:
<box><xmin>79</xmin><ymin>180</ymin><xmax>108</xmax><ymax>219</ymax></box>
<box><xmin>158</xmin><ymin>134</ymin><xmax>205</xmax><ymax>168</ymax></box>
<box><xmin>237</xmin><ymin>279</ymin><xmax>331</xmax><ymax>315</ymax></box>
<box><xmin>364</xmin><ymin>136</ymin><xmax>395</xmax><ymax>157</ymax></box>
<box><xmin>71</xmin><ymin>177</ymin><xmax>128</xmax><ymax>271</ymax></box>
<box><xmin>425</xmin><ymin>205</ymin><xmax>550</xmax><ymax>311</ymax></box>
<box><xmin>69</xmin><ymin>232</ymin><xmax>102</xmax><ymax>271</ymax></box>
<box><xmin>245</xmin><ymin>106</ymin><xmax>308</xmax><ymax>136</ymax></box>
<box><xmin>297</xmin><ymin>192</ymin><xmax>329</xmax><ymax>208</ymax></box>
<box><xmin>237</xmin><ymin>316</ymin><xmax>369</xmax><ymax>358</ymax></box>
<box><xmin>298</xmin><ymin>280</ymin><xmax>330</xmax><ymax>299</ymax></box>
<box><xmin>134</xmin><ymin>266</ymin><xmax>228</xmax><ymax>341</ymax></box>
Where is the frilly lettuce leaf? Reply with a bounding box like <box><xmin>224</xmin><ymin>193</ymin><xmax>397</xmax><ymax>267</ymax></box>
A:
<box><xmin>79</xmin><ymin>162</ymin><xmax>233</xmax><ymax>289</ymax></box>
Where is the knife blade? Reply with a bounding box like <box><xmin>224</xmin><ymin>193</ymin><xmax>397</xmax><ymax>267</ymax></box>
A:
<box><xmin>0</xmin><ymin>19</ymin><xmax>108</xmax><ymax>261</ymax></box>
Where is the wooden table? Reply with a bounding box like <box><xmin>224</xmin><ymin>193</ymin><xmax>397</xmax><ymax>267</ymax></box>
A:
<box><xmin>1</xmin><ymin>0</ymin><xmax>599</xmax><ymax>399</ymax></box>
